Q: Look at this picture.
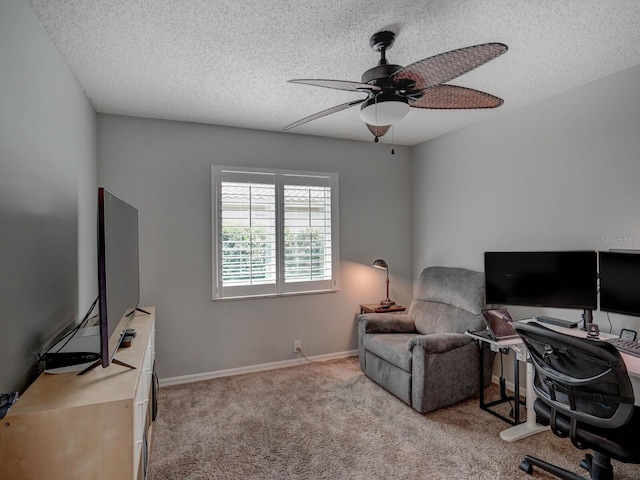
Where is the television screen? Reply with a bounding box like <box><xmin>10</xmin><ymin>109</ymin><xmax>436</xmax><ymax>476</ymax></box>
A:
<box><xmin>97</xmin><ymin>188</ymin><xmax>140</xmax><ymax>368</ymax></box>
<box><xmin>484</xmin><ymin>251</ymin><xmax>597</xmax><ymax>309</ymax></box>
<box><xmin>599</xmin><ymin>251</ymin><xmax>640</xmax><ymax>317</ymax></box>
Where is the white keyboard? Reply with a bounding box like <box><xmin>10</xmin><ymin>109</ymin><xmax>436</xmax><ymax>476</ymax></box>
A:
<box><xmin>605</xmin><ymin>337</ymin><xmax>640</xmax><ymax>357</ymax></box>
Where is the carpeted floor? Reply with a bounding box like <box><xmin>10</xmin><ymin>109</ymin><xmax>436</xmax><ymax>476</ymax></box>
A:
<box><xmin>148</xmin><ymin>357</ymin><xmax>640</xmax><ymax>479</ymax></box>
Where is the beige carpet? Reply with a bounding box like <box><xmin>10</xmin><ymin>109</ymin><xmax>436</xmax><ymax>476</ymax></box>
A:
<box><xmin>148</xmin><ymin>357</ymin><xmax>640</xmax><ymax>479</ymax></box>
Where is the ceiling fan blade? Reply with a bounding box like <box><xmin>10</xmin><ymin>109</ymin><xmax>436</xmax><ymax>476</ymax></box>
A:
<box><xmin>283</xmin><ymin>98</ymin><xmax>366</xmax><ymax>131</ymax></box>
<box><xmin>289</xmin><ymin>79</ymin><xmax>380</xmax><ymax>93</ymax></box>
<box><xmin>410</xmin><ymin>84</ymin><xmax>503</xmax><ymax>109</ymax></box>
<box><xmin>366</xmin><ymin>124</ymin><xmax>390</xmax><ymax>138</ymax></box>
<box><xmin>392</xmin><ymin>43</ymin><xmax>507</xmax><ymax>90</ymax></box>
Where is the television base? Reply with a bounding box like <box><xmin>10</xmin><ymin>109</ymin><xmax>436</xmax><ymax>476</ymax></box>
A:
<box><xmin>112</xmin><ymin>358</ymin><xmax>136</xmax><ymax>370</ymax></box>
<box><xmin>77</xmin><ymin>357</ymin><xmax>137</xmax><ymax>376</ymax></box>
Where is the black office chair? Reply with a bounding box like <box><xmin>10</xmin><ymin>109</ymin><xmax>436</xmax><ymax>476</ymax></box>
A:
<box><xmin>514</xmin><ymin>322</ymin><xmax>640</xmax><ymax>480</ymax></box>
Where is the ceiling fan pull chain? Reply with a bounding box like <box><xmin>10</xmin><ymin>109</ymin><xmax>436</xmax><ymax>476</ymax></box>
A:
<box><xmin>373</xmin><ymin>95</ymin><xmax>379</xmax><ymax>142</ymax></box>
<box><xmin>374</xmin><ymin>92</ymin><xmax>378</xmax><ymax>128</ymax></box>
<box><xmin>391</xmin><ymin>125</ymin><xmax>395</xmax><ymax>155</ymax></box>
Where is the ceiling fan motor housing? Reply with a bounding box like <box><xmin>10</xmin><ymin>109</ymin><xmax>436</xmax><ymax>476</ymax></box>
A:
<box><xmin>361</xmin><ymin>63</ymin><xmax>404</xmax><ymax>85</ymax></box>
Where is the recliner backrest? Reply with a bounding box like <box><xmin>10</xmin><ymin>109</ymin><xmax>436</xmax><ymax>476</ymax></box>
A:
<box><xmin>515</xmin><ymin>321</ymin><xmax>635</xmax><ymax>429</ymax></box>
<box><xmin>409</xmin><ymin>266</ymin><xmax>485</xmax><ymax>335</ymax></box>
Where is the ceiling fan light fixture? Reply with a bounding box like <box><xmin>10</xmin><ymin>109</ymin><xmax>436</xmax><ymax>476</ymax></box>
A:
<box><xmin>359</xmin><ymin>95</ymin><xmax>409</xmax><ymax>126</ymax></box>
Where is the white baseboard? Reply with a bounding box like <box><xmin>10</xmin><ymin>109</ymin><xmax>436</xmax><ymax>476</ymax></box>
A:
<box><xmin>159</xmin><ymin>349</ymin><xmax>359</xmax><ymax>387</ymax></box>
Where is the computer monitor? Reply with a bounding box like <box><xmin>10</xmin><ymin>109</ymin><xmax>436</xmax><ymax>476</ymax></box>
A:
<box><xmin>485</xmin><ymin>251</ymin><xmax>597</xmax><ymax>309</ymax></box>
<box><xmin>599</xmin><ymin>251</ymin><xmax>640</xmax><ymax>317</ymax></box>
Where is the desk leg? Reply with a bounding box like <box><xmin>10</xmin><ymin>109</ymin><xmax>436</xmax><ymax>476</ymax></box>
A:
<box><xmin>513</xmin><ymin>350</ymin><xmax>520</xmax><ymax>425</ymax></box>
<box><xmin>479</xmin><ymin>341</ymin><xmax>486</xmax><ymax>410</ymax></box>
<box><xmin>499</xmin><ymin>361</ymin><xmax>549</xmax><ymax>442</ymax></box>
<box><xmin>478</xmin><ymin>343</ymin><xmax>518</xmax><ymax>425</ymax></box>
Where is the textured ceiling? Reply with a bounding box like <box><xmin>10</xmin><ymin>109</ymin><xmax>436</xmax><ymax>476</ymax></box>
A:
<box><xmin>28</xmin><ymin>0</ymin><xmax>640</xmax><ymax>146</ymax></box>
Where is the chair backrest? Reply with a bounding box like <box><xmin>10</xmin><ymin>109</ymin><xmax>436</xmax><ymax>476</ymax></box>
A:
<box><xmin>514</xmin><ymin>321</ymin><xmax>635</xmax><ymax>429</ymax></box>
<box><xmin>409</xmin><ymin>266</ymin><xmax>485</xmax><ymax>335</ymax></box>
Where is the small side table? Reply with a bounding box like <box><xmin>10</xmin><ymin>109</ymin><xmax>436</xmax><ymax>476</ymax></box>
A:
<box><xmin>359</xmin><ymin>303</ymin><xmax>407</xmax><ymax>314</ymax></box>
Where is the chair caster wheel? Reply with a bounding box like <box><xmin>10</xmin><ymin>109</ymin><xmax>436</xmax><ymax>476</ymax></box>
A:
<box><xmin>519</xmin><ymin>460</ymin><xmax>533</xmax><ymax>475</ymax></box>
<box><xmin>580</xmin><ymin>453</ymin><xmax>593</xmax><ymax>472</ymax></box>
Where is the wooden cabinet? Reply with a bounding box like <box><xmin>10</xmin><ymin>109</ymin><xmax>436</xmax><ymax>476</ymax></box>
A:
<box><xmin>0</xmin><ymin>307</ymin><xmax>156</xmax><ymax>480</ymax></box>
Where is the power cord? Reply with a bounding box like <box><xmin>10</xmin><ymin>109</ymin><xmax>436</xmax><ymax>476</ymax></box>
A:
<box><xmin>596</xmin><ymin>286</ymin><xmax>613</xmax><ymax>334</ymax></box>
<box><xmin>498</xmin><ymin>350</ymin><xmax>515</xmax><ymax>418</ymax></box>
<box><xmin>295</xmin><ymin>346</ymin><xmax>317</xmax><ymax>363</ymax></box>
<box><xmin>36</xmin><ymin>297</ymin><xmax>99</xmax><ymax>373</ymax></box>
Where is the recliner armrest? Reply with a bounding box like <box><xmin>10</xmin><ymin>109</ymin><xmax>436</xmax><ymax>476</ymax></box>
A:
<box><xmin>408</xmin><ymin>333</ymin><xmax>473</xmax><ymax>354</ymax></box>
<box><xmin>358</xmin><ymin>313</ymin><xmax>415</xmax><ymax>334</ymax></box>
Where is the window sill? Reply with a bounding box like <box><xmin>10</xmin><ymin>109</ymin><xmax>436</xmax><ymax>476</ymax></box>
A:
<box><xmin>213</xmin><ymin>289</ymin><xmax>339</xmax><ymax>301</ymax></box>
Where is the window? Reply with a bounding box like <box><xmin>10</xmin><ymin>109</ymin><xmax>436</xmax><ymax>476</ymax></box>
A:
<box><xmin>211</xmin><ymin>166</ymin><xmax>339</xmax><ymax>299</ymax></box>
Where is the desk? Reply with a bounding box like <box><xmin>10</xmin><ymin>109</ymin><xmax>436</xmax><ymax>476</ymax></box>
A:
<box><xmin>468</xmin><ymin>321</ymin><xmax>640</xmax><ymax>443</ymax></box>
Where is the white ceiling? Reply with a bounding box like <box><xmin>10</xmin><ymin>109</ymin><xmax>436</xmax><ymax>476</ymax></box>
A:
<box><xmin>28</xmin><ymin>0</ymin><xmax>640</xmax><ymax>146</ymax></box>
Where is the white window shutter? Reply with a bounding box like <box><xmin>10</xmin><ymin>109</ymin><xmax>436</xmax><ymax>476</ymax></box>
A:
<box><xmin>212</xmin><ymin>166</ymin><xmax>339</xmax><ymax>299</ymax></box>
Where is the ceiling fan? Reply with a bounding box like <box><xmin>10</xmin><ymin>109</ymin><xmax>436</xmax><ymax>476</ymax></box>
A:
<box><xmin>284</xmin><ymin>31</ymin><xmax>508</xmax><ymax>141</ymax></box>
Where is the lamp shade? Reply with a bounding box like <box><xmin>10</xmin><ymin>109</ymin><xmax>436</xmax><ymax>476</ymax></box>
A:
<box><xmin>372</xmin><ymin>259</ymin><xmax>388</xmax><ymax>269</ymax></box>
<box><xmin>359</xmin><ymin>96</ymin><xmax>409</xmax><ymax>127</ymax></box>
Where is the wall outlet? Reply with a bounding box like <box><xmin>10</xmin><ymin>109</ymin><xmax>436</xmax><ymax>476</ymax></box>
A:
<box><xmin>293</xmin><ymin>340</ymin><xmax>301</xmax><ymax>353</ymax></box>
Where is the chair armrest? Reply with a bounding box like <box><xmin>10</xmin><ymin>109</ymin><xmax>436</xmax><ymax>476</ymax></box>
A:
<box><xmin>408</xmin><ymin>333</ymin><xmax>473</xmax><ymax>354</ymax></box>
<box><xmin>358</xmin><ymin>313</ymin><xmax>415</xmax><ymax>334</ymax></box>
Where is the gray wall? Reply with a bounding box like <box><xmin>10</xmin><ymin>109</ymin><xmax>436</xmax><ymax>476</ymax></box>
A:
<box><xmin>411</xmin><ymin>64</ymin><xmax>640</xmax><ymax>333</ymax></box>
<box><xmin>98</xmin><ymin>115</ymin><xmax>413</xmax><ymax>380</ymax></box>
<box><xmin>0</xmin><ymin>0</ymin><xmax>97</xmax><ymax>392</ymax></box>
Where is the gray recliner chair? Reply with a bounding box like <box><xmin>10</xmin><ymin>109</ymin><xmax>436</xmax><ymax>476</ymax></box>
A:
<box><xmin>358</xmin><ymin>266</ymin><xmax>494</xmax><ymax>413</ymax></box>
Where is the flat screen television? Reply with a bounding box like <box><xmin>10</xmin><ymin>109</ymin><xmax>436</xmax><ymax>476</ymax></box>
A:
<box><xmin>484</xmin><ymin>251</ymin><xmax>598</xmax><ymax>309</ymax></box>
<box><xmin>599</xmin><ymin>251</ymin><xmax>640</xmax><ymax>317</ymax></box>
<box><xmin>82</xmin><ymin>188</ymin><xmax>141</xmax><ymax>373</ymax></box>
